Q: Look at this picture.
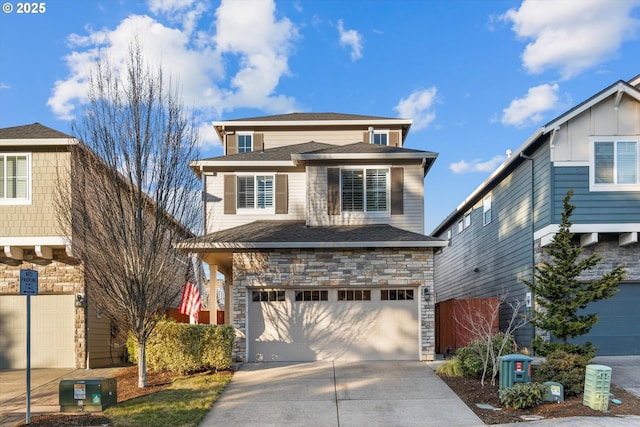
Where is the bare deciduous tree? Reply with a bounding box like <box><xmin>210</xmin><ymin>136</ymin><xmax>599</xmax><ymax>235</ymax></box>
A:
<box><xmin>454</xmin><ymin>294</ymin><xmax>528</xmax><ymax>386</ymax></box>
<box><xmin>56</xmin><ymin>40</ymin><xmax>201</xmax><ymax>387</ymax></box>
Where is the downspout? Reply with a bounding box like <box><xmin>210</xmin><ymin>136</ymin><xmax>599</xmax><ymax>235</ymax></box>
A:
<box><xmin>519</xmin><ymin>152</ymin><xmax>536</xmax><ymax>346</ymax></box>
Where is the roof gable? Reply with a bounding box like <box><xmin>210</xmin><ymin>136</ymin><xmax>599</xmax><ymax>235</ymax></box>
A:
<box><xmin>0</xmin><ymin>123</ymin><xmax>74</xmax><ymax>139</ymax></box>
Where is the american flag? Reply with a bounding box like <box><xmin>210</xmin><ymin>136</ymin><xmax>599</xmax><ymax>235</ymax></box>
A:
<box><xmin>178</xmin><ymin>260</ymin><xmax>201</xmax><ymax>324</ymax></box>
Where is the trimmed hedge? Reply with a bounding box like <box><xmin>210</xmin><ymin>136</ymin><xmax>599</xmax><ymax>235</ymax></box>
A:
<box><xmin>127</xmin><ymin>320</ymin><xmax>235</xmax><ymax>374</ymax></box>
<box><xmin>535</xmin><ymin>349</ymin><xmax>589</xmax><ymax>397</ymax></box>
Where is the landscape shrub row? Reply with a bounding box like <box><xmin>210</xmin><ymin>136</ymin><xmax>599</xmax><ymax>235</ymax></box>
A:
<box><xmin>127</xmin><ymin>319</ymin><xmax>235</xmax><ymax>374</ymax></box>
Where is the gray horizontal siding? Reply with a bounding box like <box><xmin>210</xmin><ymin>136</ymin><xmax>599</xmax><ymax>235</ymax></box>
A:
<box><xmin>552</xmin><ymin>166</ymin><xmax>640</xmax><ymax>223</ymax></box>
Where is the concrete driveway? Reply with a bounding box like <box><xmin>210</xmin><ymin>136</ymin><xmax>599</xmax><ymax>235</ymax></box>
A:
<box><xmin>199</xmin><ymin>361</ymin><xmax>484</xmax><ymax>427</ymax></box>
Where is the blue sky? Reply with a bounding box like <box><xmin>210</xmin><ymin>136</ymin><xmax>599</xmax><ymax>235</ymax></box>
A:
<box><xmin>1</xmin><ymin>0</ymin><xmax>640</xmax><ymax>233</ymax></box>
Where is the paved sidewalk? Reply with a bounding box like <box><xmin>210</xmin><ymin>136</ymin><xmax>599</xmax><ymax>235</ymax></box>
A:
<box><xmin>0</xmin><ymin>367</ymin><xmax>122</xmax><ymax>427</ymax></box>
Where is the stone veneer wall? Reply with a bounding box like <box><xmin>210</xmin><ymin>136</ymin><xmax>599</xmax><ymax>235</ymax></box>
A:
<box><xmin>0</xmin><ymin>248</ymin><xmax>86</xmax><ymax>368</ymax></box>
<box><xmin>231</xmin><ymin>247</ymin><xmax>436</xmax><ymax>361</ymax></box>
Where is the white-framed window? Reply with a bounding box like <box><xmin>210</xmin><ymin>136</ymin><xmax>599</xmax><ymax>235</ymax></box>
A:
<box><xmin>237</xmin><ymin>174</ymin><xmax>274</xmax><ymax>212</ymax></box>
<box><xmin>341</xmin><ymin>168</ymin><xmax>389</xmax><ymax>213</ymax></box>
<box><xmin>591</xmin><ymin>138</ymin><xmax>640</xmax><ymax>191</ymax></box>
<box><xmin>483</xmin><ymin>195</ymin><xmax>492</xmax><ymax>225</ymax></box>
<box><xmin>0</xmin><ymin>153</ymin><xmax>31</xmax><ymax>205</ymax></box>
<box><xmin>371</xmin><ymin>130</ymin><xmax>389</xmax><ymax>145</ymax></box>
<box><xmin>237</xmin><ymin>133</ymin><xmax>253</xmax><ymax>153</ymax></box>
<box><xmin>458</xmin><ymin>211</ymin><xmax>472</xmax><ymax>233</ymax></box>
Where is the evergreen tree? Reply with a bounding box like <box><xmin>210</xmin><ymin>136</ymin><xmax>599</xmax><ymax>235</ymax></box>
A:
<box><xmin>523</xmin><ymin>189</ymin><xmax>626</xmax><ymax>344</ymax></box>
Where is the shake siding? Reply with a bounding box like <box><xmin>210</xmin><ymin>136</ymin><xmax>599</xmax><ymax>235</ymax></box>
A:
<box><xmin>306</xmin><ymin>165</ymin><xmax>424</xmax><ymax>234</ymax></box>
<box><xmin>204</xmin><ymin>171</ymin><xmax>307</xmax><ymax>233</ymax></box>
<box><xmin>0</xmin><ymin>150</ymin><xmax>70</xmax><ymax>237</ymax></box>
<box><xmin>552</xmin><ymin>166</ymin><xmax>640</xmax><ymax>223</ymax></box>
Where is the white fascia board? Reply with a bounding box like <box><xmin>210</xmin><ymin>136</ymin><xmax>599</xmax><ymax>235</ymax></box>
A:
<box><xmin>0</xmin><ymin>138</ymin><xmax>78</xmax><ymax>147</ymax></box>
<box><xmin>534</xmin><ymin>223</ymin><xmax>640</xmax><ymax>242</ymax></box>
<box><xmin>292</xmin><ymin>152</ymin><xmax>432</xmax><ymax>162</ymax></box>
<box><xmin>190</xmin><ymin>160</ymin><xmax>294</xmax><ymax>168</ymax></box>
<box><xmin>0</xmin><ymin>236</ymin><xmax>70</xmax><ymax>246</ymax></box>
<box><xmin>179</xmin><ymin>240</ymin><xmax>448</xmax><ymax>250</ymax></box>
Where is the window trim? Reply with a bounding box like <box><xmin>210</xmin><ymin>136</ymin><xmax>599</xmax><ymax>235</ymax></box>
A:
<box><xmin>340</xmin><ymin>166</ymin><xmax>390</xmax><ymax>216</ymax></box>
<box><xmin>0</xmin><ymin>152</ymin><xmax>32</xmax><ymax>205</ymax></box>
<box><xmin>370</xmin><ymin>129</ymin><xmax>389</xmax><ymax>146</ymax></box>
<box><xmin>252</xmin><ymin>290</ymin><xmax>285</xmax><ymax>302</ymax></box>
<box><xmin>295</xmin><ymin>290</ymin><xmax>328</xmax><ymax>301</ymax></box>
<box><xmin>237</xmin><ymin>132</ymin><xmax>254</xmax><ymax>154</ymax></box>
<box><xmin>338</xmin><ymin>289</ymin><xmax>371</xmax><ymax>301</ymax></box>
<box><xmin>483</xmin><ymin>195</ymin><xmax>492</xmax><ymax>226</ymax></box>
<box><xmin>236</xmin><ymin>173</ymin><xmax>275</xmax><ymax>214</ymax></box>
<box><xmin>381</xmin><ymin>289</ymin><xmax>414</xmax><ymax>301</ymax></box>
<box><xmin>590</xmin><ymin>137</ymin><xmax>640</xmax><ymax>192</ymax></box>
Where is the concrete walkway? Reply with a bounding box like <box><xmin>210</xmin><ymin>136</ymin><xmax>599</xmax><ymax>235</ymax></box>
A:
<box><xmin>199</xmin><ymin>361</ymin><xmax>484</xmax><ymax>427</ymax></box>
<box><xmin>0</xmin><ymin>367</ymin><xmax>122</xmax><ymax>427</ymax></box>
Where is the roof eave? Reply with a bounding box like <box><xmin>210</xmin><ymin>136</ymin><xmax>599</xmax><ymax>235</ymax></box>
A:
<box><xmin>177</xmin><ymin>240</ymin><xmax>448</xmax><ymax>251</ymax></box>
<box><xmin>0</xmin><ymin>137</ymin><xmax>79</xmax><ymax>147</ymax></box>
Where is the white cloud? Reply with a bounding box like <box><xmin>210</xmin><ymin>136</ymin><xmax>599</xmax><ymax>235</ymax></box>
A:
<box><xmin>47</xmin><ymin>0</ymin><xmax>299</xmax><ymax>150</ymax></box>
<box><xmin>393</xmin><ymin>87</ymin><xmax>437</xmax><ymax>131</ymax></box>
<box><xmin>502</xmin><ymin>0</ymin><xmax>640</xmax><ymax>79</ymax></box>
<box><xmin>449</xmin><ymin>155</ymin><xmax>506</xmax><ymax>174</ymax></box>
<box><xmin>502</xmin><ymin>83</ymin><xmax>559</xmax><ymax>128</ymax></box>
<box><xmin>0</xmin><ymin>83</ymin><xmax>10</xmax><ymax>90</ymax></box>
<box><xmin>337</xmin><ymin>19</ymin><xmax>363</xmax><ymax>61</ymax></box>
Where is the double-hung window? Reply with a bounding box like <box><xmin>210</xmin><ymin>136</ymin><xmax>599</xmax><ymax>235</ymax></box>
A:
<box><xmin>591</xmin><ymin>139</ymin><xmax>639</xmax><ymax>191</ymax></box>
<box><xmin>237</xmin><ymin>175</ymin><xmax>274</xmax><ymax>211</ymax></box>
<box><xmin>0</xmin><ymin>153</ymin><xmax>30</xmax><ymax>205</ymax></box>
<box><xmin>341</xmin><ymin>168</ymin><xmax>389</xmax><ymax>213</ymax></box>
<box><xmin>237</xmin><ymin>133</ymin><xmax>253</xmax><ymax>153</ymax></box>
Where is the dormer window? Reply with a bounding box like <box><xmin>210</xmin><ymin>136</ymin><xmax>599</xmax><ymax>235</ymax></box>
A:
<box><xmin>238</xmin><ymin>133</ymin><xmax>253</xmax><ymax>153</ymax></box>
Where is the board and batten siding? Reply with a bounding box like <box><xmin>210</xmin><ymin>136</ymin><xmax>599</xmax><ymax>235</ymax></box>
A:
<box><xmin>552</xmin><ymin>166</ymin><xmax>640</xmax><ymax>224</ymax></box>
<box><xmin>306</xmin><ymin>164</ymin><xmax>424</xmax><ymax>234</ymax></box>
<box><xmin>204</xmin><ymin>171</ymin><xmax>307</xmax><ymax>233</ymax></box>
<box><xmin>551</xmin><ymin>94</ymin><xmax>640</xmax><ymax>163</ymax></box>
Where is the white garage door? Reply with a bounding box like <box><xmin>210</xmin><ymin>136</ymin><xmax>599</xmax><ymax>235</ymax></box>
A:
<box><xmin>0</xmin><ymin>294</ymin><xmax>76</xmax><ymax>369</ymax></box>
<box><xmin>247</xmin><ymin>288</ymin><xmax>419</xmax><ymax>362</ymax></box>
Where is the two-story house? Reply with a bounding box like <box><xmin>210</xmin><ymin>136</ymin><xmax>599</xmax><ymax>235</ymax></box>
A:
<box><xmin>431</xmin><ymin>75</ymin><xmax>640</xmax><ymax>356</ymax></box>
<box><xmin>180</xmin><ymin>113</ymin><xmax>447</xmax><ymax>362</ymax></box>
<box><xmin>0</xmin><ymin>123</ymin><xmax>125</xmax><ymax>369</ymax></box>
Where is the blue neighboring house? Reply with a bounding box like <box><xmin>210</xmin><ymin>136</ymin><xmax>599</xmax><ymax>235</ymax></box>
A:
<box><xmin>431</xmin><ymin>74</ymin><xmax>640</xmax><ymax>356</ymax></box>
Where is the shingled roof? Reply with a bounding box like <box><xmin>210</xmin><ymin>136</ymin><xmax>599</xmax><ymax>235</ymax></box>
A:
<box><xmin>0</xmin><ymin>123</ymin><xmax>74</xmax><ymax>139</ymax></box>
<box><xmin>221</xmin><ymin>112</ymin><xmax>401</xmax><ymax>122</ymax></box>
<box><xmin>179</xmin><ymin>220</ymin><xmax>447</xmax><ymax>250</ymax></box>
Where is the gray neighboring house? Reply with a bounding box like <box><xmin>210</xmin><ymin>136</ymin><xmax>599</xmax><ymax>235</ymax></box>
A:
<box><xmin>179</xmin><ymin>113</ymin><xmax>447</xmax><ymax>362</ymax></box>
<box><xmin>431</xmin><ymin>75</ymin><xmax>640</xmax><ymax>356</ymax></box>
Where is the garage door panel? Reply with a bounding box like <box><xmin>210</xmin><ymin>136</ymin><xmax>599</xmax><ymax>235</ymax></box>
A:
<box><xmin>570</xmin><ymin>283</ymin><xmax>640</xmax><ymax>356</ymax></box>
<box><xmin>0</xmin><ymin>295</ymin><xmax>75</xmax><ymax>369</ymax></box>
<box><xmin>249</xmin><ymin>289</ymin><xmax>418</xmax><ymax>362</ymax></box>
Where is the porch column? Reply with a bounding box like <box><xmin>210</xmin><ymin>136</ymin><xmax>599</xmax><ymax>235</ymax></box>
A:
<box><xmin>209</xmin><ymin>264</ymin><xmax>218</xmax><ymax>324</ymax></box>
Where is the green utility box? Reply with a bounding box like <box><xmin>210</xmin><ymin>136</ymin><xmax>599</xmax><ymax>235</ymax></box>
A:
<box><xmin>499</xmin><ymin>354</ymin><xmax>533</xmax><ymax>389</ymax></box>
<box><xmin>543</xmin><ymin>381</ymin><xmax>564</xmax><ymax>402</ymax></box>
<box><xmin>59</xmin><ymin>377</ymin><xmax>117</xmax><ymax>412</ymax></box>
<box><xmin>583</xmin><ymin>364</ymin><xmax>612</xmax><ymax>411</ymax></box>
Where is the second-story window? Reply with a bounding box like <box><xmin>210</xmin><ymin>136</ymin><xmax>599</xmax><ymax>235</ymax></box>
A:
<box><xmin>483</xmin><ymin>195</ymin><xmax>492</xmax><ymax>225</ymax></box>
<box><xmin>592</xmin><ymin>139</ymin><xmax>639</xmax><ymax>191</ymax></box>
<box><xmin>372</xmin><ymin>131</ymin><xmax>388</xmax><ymax>145</ymax></box>
<box><xmin>341</xmin><ymin>168</ymin><xmax>389</xmax><ymax>212</ymax></box>
<box><xmin>0</xmin><ymin>153</ymin><xmax>30</xmax><ymax>205</ymax></box>
<box><xmin>238</xmin><ymin>133</ymin><xmax>253</xmax><ymax>153</ymax></box>
<box><xmin>237</xmin><ymin>175</ymin><xmax>274</xmax><ymax>210</ymax></box>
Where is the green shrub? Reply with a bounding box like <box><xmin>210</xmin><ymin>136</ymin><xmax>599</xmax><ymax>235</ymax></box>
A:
<box><xmin>456</xmin><ymin>332</ymin><xmax>516</xmax><ymax>377</ymax></box>
<box><xmin>532</xmin><ymin>337</ymin><xmax>596</xmax><ymax>359</ymax></box>
<box><xmin>436</xmin><ymin>357</ymin><xmax>463</xmax><ymax>377</ymax></box>
<box><xmin>499</xmin><ymin>382</ymin><xmax>546</xmax><ymax>409</ymax></box>
<box><xmin>127</xmin><ymin>319</ymin><xmax>235</xmax><ymax>374</ymax></box>
<box><xmin>535</xmin><ymin>350</ymin><xmax>589</xmax><ymax>397</ymax></box>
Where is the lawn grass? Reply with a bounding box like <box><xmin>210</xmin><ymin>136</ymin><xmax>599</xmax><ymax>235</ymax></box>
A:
<box><xmin>104</xmin><ymin>371</ymin><xmax>233</xmax><ymax>427</ymax></box>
